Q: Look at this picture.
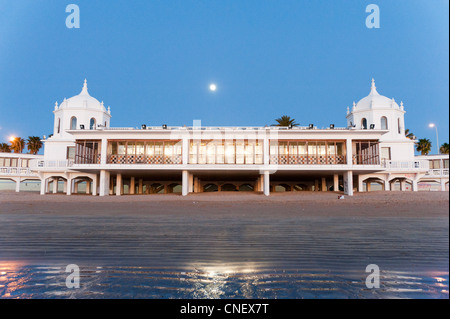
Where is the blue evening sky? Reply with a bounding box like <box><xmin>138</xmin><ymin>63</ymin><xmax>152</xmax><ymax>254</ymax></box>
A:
<box><xmin>0</xmin><ymin>0</ymin><xmax>448</xmax><ymax>152</ymax></box>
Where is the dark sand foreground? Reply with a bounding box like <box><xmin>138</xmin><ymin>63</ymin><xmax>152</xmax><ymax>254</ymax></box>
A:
<box><xmin>0</xmin><ymin>191</ymin><xmax>448</xmax><ymax>298</ymax></box>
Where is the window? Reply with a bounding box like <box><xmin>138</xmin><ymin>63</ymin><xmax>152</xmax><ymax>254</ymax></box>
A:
<box><xmin>361</xmin><ymin>118</ymin><xmax>368</xmax><ymax>129</ymax></box>
<box><xmin>90</xmin><ymin>118</ymin><xmax>96</xmax><ymax>130</ymax></box>
<box><xmin>381</xmin><ymin>116</ymin><xmax>388</xmax><ymax>130</ymax></box>
<box><xmin>67</xmin><ymin>147</ymin><xmax>75</xmax><ymax>160</ymax></box>
<box><xmin>57</xmin><ymin>118</ymin><xmax>61</xmax><ymax>133</ymax></box>
<box><xmin>380</xmin><ymin>147</ymin><xmax>391</xmax><ymax>161</ymax></box>
<box><xmin>398</xmin><ymin>118</ymin><xmax>401</xmax><ymax>134</ymax></box>
<box><xmin>70</xmin><ymin>117</ymin><xmax>77</xmax><ymax>130</ymax></box>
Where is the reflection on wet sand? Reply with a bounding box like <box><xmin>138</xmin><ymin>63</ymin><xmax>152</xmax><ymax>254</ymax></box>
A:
<box><xmin>0</xmin><ymin>262</ymin><xmax>448</xmax><ymax>299</ymax></box>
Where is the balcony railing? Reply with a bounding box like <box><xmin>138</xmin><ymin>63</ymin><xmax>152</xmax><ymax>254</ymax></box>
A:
<box><xmin>425</xmin><ymin>168</ymin><xmax>449</xmax><ymax>177</ymax></box>
<box><xmin>382</xmin><ymin>160</ymin><xmax>429</xmax><ymax>170</ymax></box>
<box><xmin>32</xmin><ymin>160</ymin><xmax>74</xmax><ymax>168</ymax></box>
<box><xmin>0</xmin><ymin>167</ymin><xmax>36</xmax><ymax>176</ymax></box>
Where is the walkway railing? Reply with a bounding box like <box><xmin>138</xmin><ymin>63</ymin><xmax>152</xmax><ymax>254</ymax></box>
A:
<box><xmin>425</xmin><ymin>168</ymin><xmax>449</xmax><ymax>177</ymax></box>
<box><xmin>0</xmin><ymin>167</ymin><xmax>36</xmax><ymax>176</ymax></box>
<box><xmin>32</xmin><ymin>160</ymin><xmax>74</xmax><ymax>168</ymax></box>
<box><xmin>382</xmin><ymin>160</ymin><xmax>429</xmax><ymax>170</ymax></box>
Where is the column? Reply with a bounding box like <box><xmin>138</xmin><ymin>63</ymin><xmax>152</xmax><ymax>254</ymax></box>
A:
<box><xmin>333</xmin><ymin>174</ymin><xmax>339</xmax><ymax>192</ymax></box>
<box><xmin>358</xmin><ymin>175</ymin><xmax>364</xmax><ymax>192</ymax></box>
<box><xmin>441</xmin><ymin>179</ymin><xmax>446</xmax><ymax>192</ymax></box>
<box><xmin>384</xmin><ymin>179</ymin><xmax>391</xmax><ymax>191</ymax></box>
<box><xmin>86</xmin><ymin>181</ymin><xmax>91</xmax><ymax>194</ymax></box>
<box><xmin>263</xmin><ymin>170</ymin><xmax>270</xmax><ymax>196</ymax></box>
<box><xmin>130</xmin><ymin>177</ymin><xmax>135</xmax><ymax>195</ymax></box>
<box><xmin>92</xmin><ymin>175</ymin><xmax>98</xmax><ymax>196</ymax></box>
<box><xmin>52</xmin><ymin>178</ymin><xmax>58</xmax><ymax>194</ymax></box>
<box><xmin>346</xmin><ymin>138</ymin><xmax>353</xmax><ymax>166</ymax></box>
<box><xmin>66</xmin><ymin>178</ymin><xmax>72</xmax><ymax>195</ymax></box>
<box><xmin>412</xmin><ymin>180</ymin><xmax>418</xmax><ymax>192</ymax></box>
<box><xmin>116</xmin><ymin>173</ymin><xmax>122</xmax><ymax>196</ymax></box>
<box><xmin>63</xmin><ymin>179</ymin><xmax>67</xmax><ymax>193</ymax></box>
<box><xmin>138</xmin><ymin>178</ymin><xmax>143</xmax><ymax>194</ymax></box>
<box><xmin>314</xmin><ymin>179</ymin><xmax>319</xmax><ymax>192</ymax></box>
<box><xmin>100</xmin><ymin>138</ymin><xmax>108</xmax><ymax>164</ymax></box>
<box><xmin>344</xmin><ymin>171</ymin><xmax>353</xmax><ymax>196</ymax></box>
<box><xmin>99</xmin><ymin>170</ymin><xmax>110</xmax><ymax>196</ymax></box>
<box><xmin>188</xmin><ymin>173</ymin><xmax>194</xmax><ymax>193</ymax></box>
<box><xmin>182</xmin><ymin>138</ymin><xmax>189</xmax><ymax>165</ymax></box>
<box><xmin>194</xmin><ymin>177</ymin><xmax>199</xmax><ymax>193</ymax></box>
<box><xmin>74</xmin><ymin>181</ymin><xmax>79</xmax><ymax>194</ymax></box>
<box><xmin>182</xmin><ymin>170</ymin><xmax>189</xmax><ymax>196</ymax></box>
<box><xmin>367</xmin><ymin>182</ymin><xmax>371</xmax><ymax>192</ymax></box>
<box><xmin>400</xmin><ymin>180</ymin><xmax>407</xmax><ymax>191</ymax></box>
<box><xmin>15</xmin><ymin>177</ymin><xmax>21</xmax><ymax>193</ymax></box>
<box><xmin>40</xmin><ymin>178</ymin><xmax>46</xmax><ymax>195</ymax></box>
<box><xmin>321</xmin><ymin>178</ymin><xmax>327</xmax><ymax>192</ymax></box>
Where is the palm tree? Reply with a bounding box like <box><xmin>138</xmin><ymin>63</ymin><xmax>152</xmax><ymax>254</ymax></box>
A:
<box><xmin>440</xmin><ymin>143</ymin><xmax>449</xmax><ymax>154</ymax></box>
<box><xmin>0</xmin><ymin>143</ymin><xmax>11</xmax><ymax>153</ymax></box>
<box><xmin>405</xmin><ymin>129</ymin><xmax>415</xmax><ymax>140</ymax></box>
<box><xmin>415</xmin><ymin>138</ymin><xmax>432</xmax><ymax>155</ymax></box>
<box><xmin>27</xmin><ymin>136</ymin><xmax>43</xmax><ymax>155</ymax></box>
<box><xmin>272</xmin><ymin>115</ymin><xmax>299</xmax><ymax>127</ymax></box>
<box><xmin>10</xmin><ymin>137</ymin><xmax>26</xmax><ymax>153</ymax></box>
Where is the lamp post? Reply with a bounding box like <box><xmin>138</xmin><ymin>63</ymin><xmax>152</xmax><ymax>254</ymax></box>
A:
<box><xmin>429</xmin><ymin>123</ymin><xmax>439</xmax><ymax>154</ymax></box>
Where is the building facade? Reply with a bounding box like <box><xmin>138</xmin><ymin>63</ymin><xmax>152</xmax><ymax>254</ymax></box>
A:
<box><xmin>1</xmin><ymin>79</ymin><xmax>448</xmax><ymax>195</ymax></box>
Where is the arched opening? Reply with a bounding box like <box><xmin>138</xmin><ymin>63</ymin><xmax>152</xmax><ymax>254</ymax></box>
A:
<box><xmin>0</xmin><ymin>178</ymin><xmax>16</xmax><ymax>191</ymax></box>
<box><xmin>275</xmin><ymin>184</ymin><xmax>291</xmax><ymax>192</ymax></box>
<box><xmin>90</xmin><ymin>118</ymin><xmax>96</xmax><ymax>130</ymax></box>
<box><xmin>150</xmin><ymin>183</ymin><xmax>165</xmax><ymax>194</ymax></box>
<box><xmin>381</xmin><ymin>116</ymin><xmax>388</xmax><ymax>130</ymax></box>
<box><xmin>363</xmin><ymin>178</ymin><xmax>385</xmax><ymax>192</ymax></box>
<box><xmin>70</xmin><ymin>116</ymin><xmax>77</xmax><ymax>130</ymax></box>
<box><xmin>397</xmin><ymin>118</ymin><xmax>401</xmax><ymax>134</ymax></box>
<box><xmin>19</xmin><ymin>179</ymin><xmax>41</xmax><ymax>192</ymax></box>
<box><xmin>239</xmin><ymin>184</ymin><xmax>254</xmax><ymax>192</ymax></box>
<box><xmin>57</xmin><ymin>118</ymin><xmax>61</xmax><ymax>134</ymax></box>
<box><xmin>167</xmin><ymin>183</ymin><xmax>182</xmax><ymax>194</ymax></box>
<box><xmin>361</xmin><ymin>118</ymin><xmax>368</xmax><ymax>129</ymax></box>
<box><xmin>221</xmin><ymin>183</ymin><xmax>237</xmax><ymax>192</ymax></box>
<box><xmin>203</xmin><ymin>183</ymin><xmax>218</xmax><ymax>192</ymax></box>
<box><xmin>417</xmin><ymin>181</ymin><xmax>443</xmax><ymax>192</ymax></box>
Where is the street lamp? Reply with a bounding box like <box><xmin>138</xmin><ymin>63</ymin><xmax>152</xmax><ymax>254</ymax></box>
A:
<box><xmin>429</xmin><ymin>123</ymin><xmax>439</xmax><ymax>154</ymax></box>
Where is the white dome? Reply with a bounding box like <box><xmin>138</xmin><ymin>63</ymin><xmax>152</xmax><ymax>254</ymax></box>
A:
<box><xmin>59</xmin><ymin>79</ymin><xmax>107</xmax><ymax>112</ymax></box>
<box><xmin>355</xmin><ymin>79</ymin><xmax>400</xmax><ymax>110</ymax></box>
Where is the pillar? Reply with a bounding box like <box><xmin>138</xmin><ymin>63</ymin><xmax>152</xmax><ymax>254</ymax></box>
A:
<box><xmin>130</xmin><ymin>177</ymin><xmax>135</xmax><ymax>195</ymax></box>
<box><xmin>182</xmin><ymin>170</ymin><xmax>189</xmax><ymax>196</ymax></box>
<box><xmin>367</xmin><ymin>182</ymin><xmax>371</xmax><ymax>192</ymax></box>
<box><xmin>138</xmin><ymin>178</ymin><xmax>143</xmax><ymax>194</ymax></box>
<box><xmin>321</xmin><ymin>178</ymin><xmax>327</xmax><ymax>192</ymax></box>
<box><xmin>74</xmin><ymin>181</ymin><xmax>79</xmax><ymax>194</ymax></box>
<box><xmin>99</xmin><ymin>170</ymin><xmax>110</xmax><ymax>196</ymax></box>
<box><xmin>40</xmin><ymin>178</ymin><xmax>46</xmax><ymax>195</ymax></box>
<box><xmin>412</xmin><ymin>180</ymin><xmax>418</xmax><ymax>192</ymax></box>
<box><xmin>92</xmin><ymin>175</ymin><xmax>97</xmax><ymax>196</ymax></box>
<box><xmin>188</xmin><ymin>173</ymin><xmax>194</xmax><ymax>193</ymax></box>
<box><xmin>85</xmin><ymin>180</ymin><xmax>91</xmax><ymax>194</ymax></box>
<box><xmin>441</xmin><ymin>179</ymin><xmax>446</xmax><ymax>192</ymax></box>
<box><xmin>358</xmin><ymin>175</ymin><xmax>364</xmax><ymax>193</ymax></box>
<box><xmin>194</xmin><ymin>177</ymin><xmax>199</xmax><ymax>193</ymax></box>
<box><xmin>400</xmin><ymin>180</ymin><xmax>407</xmax><ymax>191</ymax></box>
<box><xmin>344</xmin><ymin>171</ymin><xmax>353</xmax><ymax>196</ymax></box>
<box><xmin>66</xmin><ymin>178</ymin><xmax>72</xmax><ymax>195</ymax></box>
<box><xmin>16</xmin><ymin>177</ymin><xmax>21</xmax><ymax>193</ymax></box>
<box><xmin>63</xmin><ymin>180</ymin><xmax>67</xmax><ymax>193</ymax></box>
<box><xmin>116</xmin><ymin>173</ymin><xmax>122</xmax><ymax>196</ymax></box>
<box><xmin>333</xmin><ymin>174</ymin><xmax>339</xmax><ymax>192</ymax></box>
<box><xmin>384</xmin><ymin>179</ymin><xmax>391</xmax><ymax>191</ymax></box>
<box><xmin>263</xmin><ymin>170</ymin><xmax>270</xmax><ymax>196</ymax></box>
<box><xmin>314</xmin><ymin>179</ymin><xmax>319</xmax><ymax>192</ymax></box>
<box><xmin>52</xmin><ymin>178</ymin><xmax>58</xmax><ymax>194</ymax></box>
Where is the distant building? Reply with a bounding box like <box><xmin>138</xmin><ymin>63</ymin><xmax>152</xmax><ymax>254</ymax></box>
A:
<box><xmin>1</xmin><ymin>79</ymin><xmax>448</xmax><ymax>195</ymax></box>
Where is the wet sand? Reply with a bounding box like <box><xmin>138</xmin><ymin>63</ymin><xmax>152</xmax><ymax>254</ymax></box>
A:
<box><xmin>0</xmin><ymin>191</ymin><xmax>448</xmax><ymax>298</ymax></box>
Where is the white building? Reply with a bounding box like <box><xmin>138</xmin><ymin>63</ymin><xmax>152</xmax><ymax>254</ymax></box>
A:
<box><xmin>1</xmin><ymin>79</ymin><xmax>448</xmax><ymax>195</ymax></box>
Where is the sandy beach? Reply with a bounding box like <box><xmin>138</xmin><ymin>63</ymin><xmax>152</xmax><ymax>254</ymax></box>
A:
<box><xmin>0</xmin><ymin>191</ymin><xmax>448</xmax><ymax>298</ymax></box>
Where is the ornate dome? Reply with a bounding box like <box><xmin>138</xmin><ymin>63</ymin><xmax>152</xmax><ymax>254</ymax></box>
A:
<box><xmin>58</xmin><ymin>79</ymin><xmax>107</xmax><ymax>112</ymax></box>
<box><xmin>354</xmin><ymin>79</ymin><xmax>400</xmax><ymax>111</ymax></box>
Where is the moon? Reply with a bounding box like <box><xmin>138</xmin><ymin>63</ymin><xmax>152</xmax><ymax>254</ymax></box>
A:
<box><xmin>209</xmin><ymin>83</ymin><xmax>217</xmax><ymax>92</ymax></box>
